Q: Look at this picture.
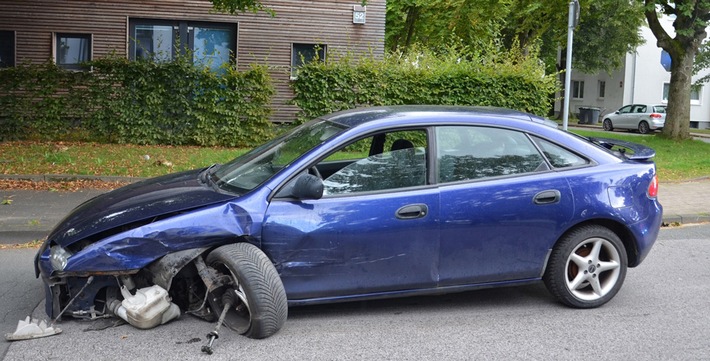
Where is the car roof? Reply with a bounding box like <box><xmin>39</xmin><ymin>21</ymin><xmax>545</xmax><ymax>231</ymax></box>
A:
<box><xmin>624</xmin><ymin>104</ymin><xmax>665</xmax><ymax>108</ymax></box>
<box><xmin>321</xmin><ymin>105</ymin><xmax>557</xmax><ymax>129</ymax></box>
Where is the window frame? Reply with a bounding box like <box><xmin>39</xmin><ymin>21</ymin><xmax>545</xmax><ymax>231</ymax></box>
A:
<box><xmin>54</xmin><ymin>32</ymin><xmax>92</xmax><ymax>71</ymax></box>
<box><xmin>598</xmin><ymin>80</ymin><xmax>606</xmax><ymax>99</ymax></box>
<box><xmin>129</xmin><ymin>19</ymin><xmax>179</xmax><ymax>62</ymax></box>
<box><xmin>691</xmin><ymin>85</ymin><xmax>702</xmax><ymax>105</ymax></box>
<box><xmin>317</xmin><ymin>128</ymin><xmax>429</xmax><ymax>197</ymax></box>
<box><xmin>188</xmin><ymin>21</ymin><xmax>238</xmax><ymax>71</ymax></box>
<box><xmin>290</xmin><ymin>43</ymin><xmax>327</xmax><ymax>80</ymax></box>
<box><xmin>571</xmin><ymin>80</ymin><xmax>585</xmax><ymax>99</ymax></box>
<box><xmin>0</xmin><ymin>30</ymin><xmax>16</xmax><ymax>68</ymax></box>
<box><xmin>128</xmin><ymin>18</ymin><xmax>237</xmax><ymax>70</ymax></box>
<box><xmin>531</xmin><ymin>135</ymin><xmax>591</xmax><ymax>170</ymax></box>
<box><xmin>434</xmin><ymin>126</ymin><xmax>550</xmax><ymax>184</ymax></box>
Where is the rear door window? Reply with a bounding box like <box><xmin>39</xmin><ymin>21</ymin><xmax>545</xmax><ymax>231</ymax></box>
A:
<box><xmin>435</xmin><ymin>126</ymin><xmax>547</xmax><ymax>183</ymax></box>
<box><xmin>532</xmin><ymin>136</ymin><xmax>589</xmax><ymax>168</ymax></box>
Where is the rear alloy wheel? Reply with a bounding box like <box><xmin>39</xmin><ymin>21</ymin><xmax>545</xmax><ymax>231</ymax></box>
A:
<box><xmin>602</xmin><ymin>119</ymin><xmax>613</xmax><ymax>131</ymax></box>
<box><xmin>638</xmin><ymin>121</ymin><xmax>651</xmax><ymax>134</ymax></box>
<box><xmin>543</xmin><ymin>225</ymin><xmax>627</xmax><ymax>308</ymax></box>
<box><xmin>206</xmin><ymin>243</ymin><xmax>288</xmax><ymax>339</ymax></box>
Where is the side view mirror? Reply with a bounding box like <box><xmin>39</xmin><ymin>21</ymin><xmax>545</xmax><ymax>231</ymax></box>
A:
<box><xmin>292</xmin><ymin>174</ymin><xmax>323</xmax><ymax>200</ymax></box>
<box><xmin>614</xmin><ymin>111</ymin><xmax>620</xmax><ymax>114</ymax></box>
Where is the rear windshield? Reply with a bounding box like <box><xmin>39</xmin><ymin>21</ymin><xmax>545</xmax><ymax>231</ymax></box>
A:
<box><xmin>653</xmin><ymin>106</ymin><xmax>666</xmax><ymax>113</ymax></box>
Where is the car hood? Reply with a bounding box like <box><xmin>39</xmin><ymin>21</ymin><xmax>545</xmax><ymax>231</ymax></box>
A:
<box><xmin>47</xmin><ymin>168</ymin><xmax>237</xmax><ymax>247</ymax></box>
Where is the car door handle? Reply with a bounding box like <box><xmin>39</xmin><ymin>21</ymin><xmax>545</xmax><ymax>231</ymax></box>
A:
<box><xmin>396</xmin><ymin>204</ymin><xmax>428</xmax><ymax>220</ymax></box>
<box><xmin>533</xmin><ymin>190</ymin><xmax>561</xmax><ymax>205</ymax></box>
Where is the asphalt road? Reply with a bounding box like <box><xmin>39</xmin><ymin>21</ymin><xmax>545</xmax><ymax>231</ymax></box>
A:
<box><xmin>2</xmin><ymin>224</ymin><xmax>709</xmax><ymax>360</ymax></box>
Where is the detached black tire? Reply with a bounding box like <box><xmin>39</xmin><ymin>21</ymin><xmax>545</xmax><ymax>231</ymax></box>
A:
<box><xmin>543</xmin><ymin>225</ymin><xmax>627</xmax><ymax>308</ymax></box>
<box><xmin>206</xmin><ymin>243</ymin><xmax>288</xmax><ymax>339</ymax></box>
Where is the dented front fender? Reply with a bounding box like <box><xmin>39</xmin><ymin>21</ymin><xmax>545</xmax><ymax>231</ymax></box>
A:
<box><xmin>38</xmin><ymin>202</ymin><xmax>258</xmax><ymax>277</ymax></box>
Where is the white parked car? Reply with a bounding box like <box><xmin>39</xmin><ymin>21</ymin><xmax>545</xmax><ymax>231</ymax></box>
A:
<box><xmin>602</xmin><ymin>104</ymin><xmax>666</xmax><ymax>134</ymax></box>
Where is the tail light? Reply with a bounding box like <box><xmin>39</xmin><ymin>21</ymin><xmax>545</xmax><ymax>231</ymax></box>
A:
<box><xmin>650</xmin><ymin>113</ymin><xmax>663</xmax><ymax>119</ymax></box>
<box><xmin>648</xmin><ymin>174</ymin><xmax>659</xmax><ymax>198</ymax></box>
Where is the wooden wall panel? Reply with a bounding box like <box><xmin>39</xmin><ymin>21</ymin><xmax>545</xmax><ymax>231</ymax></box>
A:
<box><xmin>0</xmin><ymin>0</ymin><xmax>385</xmax><ymax>123</ymax></box>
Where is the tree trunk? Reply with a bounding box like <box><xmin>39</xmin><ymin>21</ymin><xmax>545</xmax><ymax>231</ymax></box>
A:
<box><xmin>663</xmin><ymin>51</ymin><xmax>693</xmax><ymax>140</ymax></box>
<box><xmin>403</xmin><ymin>6</ymin><xmax>420</xmax><ymax>51</ymax></box>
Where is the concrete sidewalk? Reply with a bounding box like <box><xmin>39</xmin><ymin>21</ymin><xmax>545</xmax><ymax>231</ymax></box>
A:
<box><xmin>1</xmin><ymin>178</ymin><xmax>708</xmax><ymax>244</ymax></box>
<box><xmin>658</xmin><ymin>178</ymin><xmax>710</xmax><ymax>224</ymax></box>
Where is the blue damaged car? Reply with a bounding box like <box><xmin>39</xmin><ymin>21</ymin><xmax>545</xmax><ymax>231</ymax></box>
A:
<box><xmin>35</xmin><ymin>106</ymin><xmax>663</xmax><ymax>342</ymax></box>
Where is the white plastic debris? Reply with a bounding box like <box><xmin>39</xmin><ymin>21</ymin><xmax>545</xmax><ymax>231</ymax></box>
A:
<box><xmin>5</xmin><ymin>316</ymin><xmax>62</xmax><ymax>341</ymax></box>
<box><xmin>109</xmin><ymin>285</ymin><xmax>180</xmax><ymax>329</ymax></box>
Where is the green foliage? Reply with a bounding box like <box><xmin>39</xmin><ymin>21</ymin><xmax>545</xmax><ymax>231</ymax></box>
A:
<box><xmin>0</xmin><ymin>56</ymin><xmax>274</xmax><ymax>147</ymax></box>
<box><xmin>571</xmin><ymin>1</ymin><xmax>645</xmax><ymax>73</ymax></box>
<box><xmin>291</xmin><ymin>47</ymin><xmax>558</xmax><ymax>123</ymax></box>
<box><xmin>387</xmin><ymin>0</ymin><xmax>509</xmax><ymax>53</ymax></box>
<box><xmin>0</xmin><ymin>62</ymin><xmax>94</xmax><ymax>140</ymax></box>
<box><xmin>209</xmin><ymin>0</ymin><xmax>275</xmax><ymax>16</ymax></box>
<box><xmin>644</xmin><ymin>0</ymin><xmax>710</xmax><ymax>140</ymax></box>
<box><xmin>386</xmin><ymin>0</ymin><xmax>646</xmax><ymax>75</ymax></box>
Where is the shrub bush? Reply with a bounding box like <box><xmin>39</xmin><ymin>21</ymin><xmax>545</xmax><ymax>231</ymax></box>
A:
<box><xmin>0</xmin><ymin>56</ymin><xmax>274</xmax><ymax>147</ymax></box>
<box><xmin>291</xmin><ymin>47</ymin><xmax>558</xmax><ymax>123</ymax></box>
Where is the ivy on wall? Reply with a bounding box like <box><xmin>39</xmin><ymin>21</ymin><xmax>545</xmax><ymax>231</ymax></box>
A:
<box><xmin>0</xmin><ymin>56</ymin><xmax>274</xmax><ymax>147</ymax></box>
<box><xmin>0</xmin><ymin>47</ymin><xmax>557</xmax><ymax>147</ymax></box>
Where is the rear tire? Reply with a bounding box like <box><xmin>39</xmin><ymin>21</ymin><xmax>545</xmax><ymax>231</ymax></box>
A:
<box><xmin>638</xmin><ymin>121</ymin><xmax>651</xmax><ymax>134</ymax></box>
<box><xmin>602</xmin><ymin>119</ymin><xmax>613</xmax><ymax>131</ymax></box>
<box><xmin>206</xmin><ymin>243</ymin><xmax>288</xmax><ymax>339</ymax></box>
<box><xmin>543</xmin><ymin>225</ymin><xmax>627</xmax><ymax>308</ymax></box>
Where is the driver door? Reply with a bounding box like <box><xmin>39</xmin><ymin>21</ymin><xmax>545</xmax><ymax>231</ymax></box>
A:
<box><xmin>261</xmin><ymin>129</ymin><xmax>441</xmax><ymax>301</ymax></box>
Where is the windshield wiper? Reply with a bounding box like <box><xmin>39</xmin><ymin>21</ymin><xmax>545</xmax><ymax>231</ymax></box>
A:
<box><xmin>200</xmin><ymin>164</ymin><xmax>220</xmax><ymax>184</ymax></box>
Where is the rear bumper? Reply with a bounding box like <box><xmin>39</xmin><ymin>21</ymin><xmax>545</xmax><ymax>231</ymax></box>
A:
<box><xmin>629</xmin><ymin>199</ymin><xmax>663</xmax><ymax>267</ymax></box>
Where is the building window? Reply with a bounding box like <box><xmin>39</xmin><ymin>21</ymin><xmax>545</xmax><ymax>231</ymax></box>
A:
<box><xmin>691</xmin><ymin>85</ymin><xmax>701</xmax><ymax>104</ymax></box>
<box><xmin>572</xmin><ymin>80</ymin><xmax>584</xmax><ymax>99</ymax></box>
<box><xmin>598</xmin><ymin>80</ymin><xmax>606</xmax><ymax>99</ymax></box>
<box><xmin>663</xmin><ymin>82</ymin><xmax>701</xmax><ymax>104</ymax></box>
<box><xmin>0</xmin><ymin>30</ymin><xmax>15</xmax><ymax>68</ymax></box>
<box><xmin>132</xmin><ymin>22</ymin><xmax>176</xmax><ymax>62</ymax></box>
<box><xmin>291</xmin><ymin>43</ymin><xmax>326</xmax><ymax>79</ymax></box>
<box><xmin>129</xmin><ymin>19</ymin><xmax>236</xmax><ymax>72</ymax></box>
<box><xmin>55</xmin><ymin>33</ymin><xmax>91</xmax><ymax>70</ymax></box>
<box><xmin>662</xmin><ymin>83</ymin><xmax>671</xmax><ymax>102</ymax></box>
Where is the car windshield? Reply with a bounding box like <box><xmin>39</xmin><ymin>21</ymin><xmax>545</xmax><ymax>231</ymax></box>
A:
<box><xmin>210</xmin><ymin>120</ymin><xmax>347</xmax><ymax>194</ymax></box>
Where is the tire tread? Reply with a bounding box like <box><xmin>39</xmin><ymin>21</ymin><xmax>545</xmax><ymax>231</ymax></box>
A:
<box><xmin>207</xmin><ymin>243</ymin><xmax>288</xmax><ymax>339</ymax></box>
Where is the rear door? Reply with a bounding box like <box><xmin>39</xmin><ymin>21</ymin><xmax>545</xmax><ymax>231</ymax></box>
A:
<box><xmin>435</xmin><ymin>126</ymin><xmax>577</xmax><ymax>285</ymax></box>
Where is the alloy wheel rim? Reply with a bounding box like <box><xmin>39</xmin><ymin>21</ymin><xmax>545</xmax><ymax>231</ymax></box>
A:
<box><xmin>565</xmin><ymin>238</ymin><xmax>621</xmax><ymax>301</ymax></box>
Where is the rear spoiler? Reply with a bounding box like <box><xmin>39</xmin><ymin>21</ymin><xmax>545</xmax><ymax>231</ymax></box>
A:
<box><xmin>588</xmin><ymin>137</ymin><xmax>656</xmax><ymax>161</ymax></box>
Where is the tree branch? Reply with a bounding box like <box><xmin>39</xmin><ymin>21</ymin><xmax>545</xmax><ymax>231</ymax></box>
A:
<box><xmin>659</xmin><ymin>1</ymin><xmax>676</xmax><ymax>15</ymax></box>
<box><xmin>644</xmin><ymin>0</ymin><xmax>673</xmax><ymax>51</ymax></box>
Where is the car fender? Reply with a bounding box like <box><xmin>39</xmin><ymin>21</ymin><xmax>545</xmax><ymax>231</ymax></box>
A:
<box><xmin>38</xmin><ymin>202</ymin><xmax>258</xmax><ymax>277</ymax></box>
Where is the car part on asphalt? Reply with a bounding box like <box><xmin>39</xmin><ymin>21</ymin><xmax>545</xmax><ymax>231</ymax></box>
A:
<box><xmin>107</xmin><ymin>285</ymin><xmax>181</xmax><ymax>329</ymax></box>
<box><xmin>5</xmin><ymin>317</ymin><xmax>62</xmax><ymax>341</ymax></box>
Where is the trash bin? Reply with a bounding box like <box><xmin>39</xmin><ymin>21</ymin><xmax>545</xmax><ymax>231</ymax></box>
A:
<box><xmin>587</xmin><ymin>107</ymin><xmax>601</xmax><ymax>124</ymax></box>
<box><xmin>578</xmin><ymin>107</ymin><xmax>590</xmax><ymax>124</ymax></box>
<box><xmin>577</xmin><ymin>106</ymin><xmax>601</xmax><ymax>125</ymax></box>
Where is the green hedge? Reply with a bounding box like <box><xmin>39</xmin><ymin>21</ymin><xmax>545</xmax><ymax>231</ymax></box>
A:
<box><xmin>1</xmin><ymin>48</ymin><xmax>557</xmax><ymax>146</ymax></box>
<box><xmin>291</xmin><ymin>50</ymin><xmax>558</xmax><ymax>123</ymax></box>
<box><xmin>0</xmin><ymin>56</ymin><xmax>274</xmax><ymax>147</ymax></box>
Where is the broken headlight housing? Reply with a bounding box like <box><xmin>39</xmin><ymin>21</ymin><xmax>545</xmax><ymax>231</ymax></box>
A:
<box><xmin>49</xmin><ymin>245</ymin><xmax>72</xmax><ymax>271</ymax></box>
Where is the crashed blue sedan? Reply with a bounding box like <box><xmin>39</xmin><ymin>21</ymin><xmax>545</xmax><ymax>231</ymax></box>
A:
<box><xmin>35</xmin><ymin>106</ymin><xmax>662</xmax><ymax>341</ymax></box>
